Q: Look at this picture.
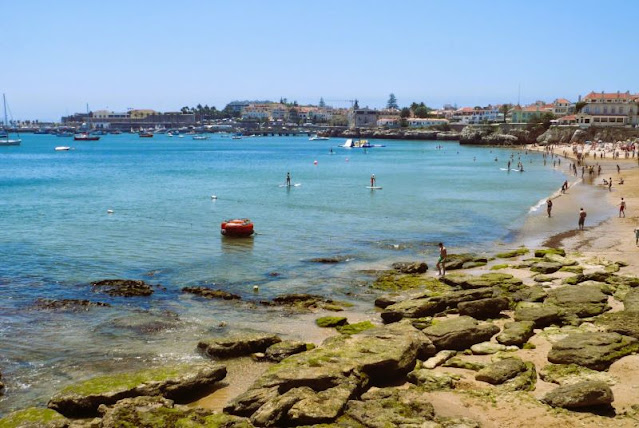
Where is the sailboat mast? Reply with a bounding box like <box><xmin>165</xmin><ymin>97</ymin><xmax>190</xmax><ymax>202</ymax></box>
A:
<box><xmin>3</xmin><ymin>94</ymin><xmax>7</xmax><ymax>127</ymax></box>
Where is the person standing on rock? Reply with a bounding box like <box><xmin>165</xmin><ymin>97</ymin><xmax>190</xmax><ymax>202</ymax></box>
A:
<box><xmin>436</xmin><ymin>243</ymin><xmax>447</xmax><ymax>277</ymax></box>
<box><xmin>547</xmin><ymin>199</ymin><xmax>553</xmax><ymax>217</ymax></box>
<box><xmin>578</xmin><ymin>208</ymin><xmax>587</xmax><ymax>230</ymax></box>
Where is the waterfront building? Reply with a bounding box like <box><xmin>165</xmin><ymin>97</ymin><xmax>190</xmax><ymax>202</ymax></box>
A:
<box><xmin>510</xmin><ymin>103</ymin><xmax>552</xmax><ymax>123</ymax></box>
<box><xmin>551</xmin><ymin>98</ymin><xmax>574</xmax><ymax>117</ymax></box>
<box><xmin>575</xmin><ymin>91</ymin><xmax>639</xmax><ymax>127</ymax></box>
<box><xmin>406</xmin><ymin>118</ymin><xmax>449</xmax><ymax>128</ymax></box>
<box><xmin>348</xmin><ymin>108</ymin><xmax>379</xmax><ymax>129</ymax></box>
<box><xmin>61</xmin><ymin>109</ymin><xmax>195</xmax><ymax>130</ymax></box>
<box><xmin>452</xmin><ymin>106</ymin><xmax>503</xmax><ymax>124</ymax></box>
<box><xmin>376</xmin><ymin>117</ymin><xmax>400</xmax><ymax>128</ymax></box>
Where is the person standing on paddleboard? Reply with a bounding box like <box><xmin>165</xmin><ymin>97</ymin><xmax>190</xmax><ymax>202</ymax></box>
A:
<box><xmin>370</xmin><ymin>174</ymin><xmax>376</xmax><ymax>187</ymax></box>
<box><xmin>286</xmin><ymin>172</ymin><xmax>291</xmax><ymax>187</ymax></box>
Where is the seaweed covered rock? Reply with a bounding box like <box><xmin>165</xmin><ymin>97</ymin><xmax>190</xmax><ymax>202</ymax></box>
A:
<box><xmin>225</xmin><ymin>323</ymin><xmax>435</xmax><ymax>425</ymax></box>
<box><xmin>495</xmin><ymin>248</ymin><xmax>529</xmax><ymax>258</ymax></box>
<box><xmin>391</xmin><ymin>261</ymin><xmax>428</xmax><ymax>274</ymax></box>
<box><xmin>514</xmin><ymin>303</ymin><xmax>564</xmax><ymax>328</ymax></box>
<box><xmin>534</xmin><ymin>248</ymin><xmax>566</xmax><ymax>258</ymax></box>
<box><xmin>407</xmin><ymin>369</ymin><xmax>459</xmax><ymax>391</ymax></box>
<box><xmin>547</xmin><ymin>332</ymin><xmax>639</xmax><ymax>370</ymax></box>
<box><xmin>594</xmin><ymin>311</ymin><xmax>639</xmax><ymax>339</ymax></box>
<box><xmin>91</xmin><ymin>279</ymin><xmax>154</xmax><ymax>297</ymax></box>
<box><xmin>530</xmin><ymin>262</ymin><xmax>562</xmax><ymax>274</ymax></box>
<box><xmin>48</xmin><ymin>363</ymin><xmax>227</xmax><ymax>417</ymax></box>
<box><xmin>0</xmin><ymin>407</ymin><xmax>69</xmax><ymax>428</ymax></box>
<box><xmin>182</xmin><ymin>286</ymin><xmax>241</xmax><ymax>300</ymax></box>
<box><xmin>444</xmin><ymin>254</ymin><xmax>487</xmax><ymax>270</ymax></box>
<box><xmin>343</xmin><ymin>387</ymin><xmax>436</xmax><ymax>427</ymax></box>
<box><xmin>422</xmin><ymin>316</ymin><xmax>500</xmax><ymax>351</ymax></box>
<box><xmin>371</xmin><ymin>273</ymin><xmax>444</xmax><ymax>292</ymax></box>
<box><xmin>496</xmin><ymin>321</ymin><xmax>535</xmax><ymax>346</ymax></box>
<box><xmin>315</xmin><ymin>316</ymin><xmax>348</xmax><ymax>327</ymax></box>
<box><xmin>33</xmin><ymin>298</ymin><xmax>111</xmax><ymax>311</ymax></box>
<box><xmin>198</xmin><ymin>333</ymin><xmax>282</xmax><ymax>359</ymax></box>
<box><xmin>267</xmin><ymin>294</ymin><xmax>349</xmax><ymax>312</ymax></box>
<box><xmin>539</xmin><ymin>364</ymin><xmax>616</xmax><ymax>386</ymax></box>
<box><xmin>541</xmin><ymin>380</ymin><xmax>613</xmax><ymax>409</ymax></box>
<box><xmin>98</xmin><ymin>395</ymin><xmax>253</xmax><ymax>428</ymax></box>
<box><xmin>475</xmin><ymin>357</ymin><xmax>527</xmax><ymax>385</ymax></box>
<box><xmin>544</xmin><ymin>284</ymin><xmax>610</xmax><ymax>318</ymax></box>
<box><xmin>264</xmin><ymin>341</ymin><xmax>308</xmax><ymax>362</ymax></box>
<box><xmin>623</xmin><ymin>288</ymin><xmax>639</xmax><ymax>312</ymax></box>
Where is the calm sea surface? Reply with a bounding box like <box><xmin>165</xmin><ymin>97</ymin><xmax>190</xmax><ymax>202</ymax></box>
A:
<box><xmin>0</xmin><ymin>133</ymin><xmax>567</xmax><ymax>412</ymax></box>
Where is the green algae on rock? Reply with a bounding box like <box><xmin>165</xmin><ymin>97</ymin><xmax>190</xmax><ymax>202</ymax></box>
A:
<box><xmin>315</xmin><ymin>316</ymin><xmax>348</xmax><ymax>328</ymax></box>
<box><xmin>490</xmin><ymin>264</ymin><xmax>510</xmax><ymax>270</ymax></box>
<box><xmin>48</xmin><ymin>363</ymin><xmax>226</xmax><ymax>417</ymax></box>
<box><xmin>495</xmin><ymin>248</ymin><xmax>529</xmax><ymax>259</ymax></box>
<box><xmin>198</xmin><ymin>334</ymin><xmax>281</xmax><ymax>359</ymax></box>
<box><xmin>534</xmin><ymin>248</ymin><xmax>566</xmax><ymax>258</ymax></box>
<box><xmin>336</xmin><ymin>321</ymin><xmax>375</xmax><ymax>335</ymax></box>
<box><xmin>547</xmin><ymin>332</ymin><xmax>639</xmax><ymax>370</ymax></box>
<box><xmin>371</xmin><ymin>273</ymin><xmax>446</xmax><ymax>292</ymax></box>
<box><xmin>539</xmin><ymin>363</ymin><xmax>617</xmax><ymax>386</ymax></box>
<box><xmin>0</xmin><ymin>408</ymin><xmax>68</xmax><ymax>428</ymax></box>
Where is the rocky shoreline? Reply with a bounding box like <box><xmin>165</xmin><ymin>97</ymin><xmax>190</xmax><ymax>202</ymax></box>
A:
<box><xmin>2</xmin><ymin>246</ymin><xmax>639</xmax><ymax>427</ymax></box>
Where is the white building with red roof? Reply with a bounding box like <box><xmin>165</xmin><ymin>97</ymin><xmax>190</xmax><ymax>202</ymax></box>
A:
<box><xmin>575</xmin><ymin>91</ymin><xmax>639</xmax><ymax>127</ymax></box>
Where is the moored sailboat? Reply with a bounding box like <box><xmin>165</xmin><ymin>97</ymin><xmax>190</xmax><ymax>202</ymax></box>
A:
<box><xmin>0</xmin><ymin>94</ymin><xmax>21</xmax><ymax>146</ymax></box>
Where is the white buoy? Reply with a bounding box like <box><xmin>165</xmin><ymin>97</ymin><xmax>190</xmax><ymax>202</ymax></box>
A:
<box><xmin>253</xmin><ymin>285</ymin><xmax>259</xmax><ymax>292</ymax></box>
<box><xmin>107</xmin><ymin>209</ymin><xmax>114</xmax><ymax>214</ymax></box>
<box><xmin>211</xmin><ymin>195</ymin><xmax>218</xmax><ymax>199</ymax></box>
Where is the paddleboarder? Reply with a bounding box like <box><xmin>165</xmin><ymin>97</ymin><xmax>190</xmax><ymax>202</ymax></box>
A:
<box><xmin>370</xmin><ymin>174</ymin><xmax>376</xmax><ymax>187</ymax></box>
<box><xmin>286</xmin><ymin>172</ymin><xmax>291</xmax><ymax>187</ymax></box>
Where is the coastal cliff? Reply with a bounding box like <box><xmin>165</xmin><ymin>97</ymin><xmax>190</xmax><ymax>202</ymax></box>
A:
<box><xmin>536</xmin><ymin>126</ymin><xmax>639</xmax><ymax>145</ymax></box>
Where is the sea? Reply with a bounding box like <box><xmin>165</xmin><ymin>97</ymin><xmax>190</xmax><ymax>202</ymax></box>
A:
<box><xmin>0</xmin><ymin>133</ymin><xmax>590</xmax><ymax>412</ymax></box>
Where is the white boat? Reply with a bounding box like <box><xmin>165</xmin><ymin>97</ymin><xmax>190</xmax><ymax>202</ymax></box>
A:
<box><xmin>55</xmin><ymin>146</ymin><xmax>71</xmax><ymax>151</ymax></box>
<box><xmin>232</xmin><ymin>136</ymin><xmax>242</xmax><ymax>140</ymax></box>
<box><xmin>309</xmin><ymin>135</ymin><xmax>329</xmax><ymax>141</ymax></box>
<box><xmin>0</xmin><ymin>94</ymin><xmax>21</xmax><ymax>146</ymax></box>
<box><xmin>192</xmin><ymin>135</ymin><xmax>209</xmax><ymax>140</ymax></box>
<box><xmin>341</xmin><ymin>139</ymin><xmax>354</xmax><ymax>148</ymax></box>
<box><xmin>167</xmin><ymin>132</ymin><xmax>173</xmax><ymax>137</ymax></box>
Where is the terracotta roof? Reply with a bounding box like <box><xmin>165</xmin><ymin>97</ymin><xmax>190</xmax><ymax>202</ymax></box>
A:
<box><xmin>555</xmin><ymin>98</ymin><xmax>570</xmax><ymax>104</ymax></box>
<box><xmin>559</xmin><ymin>115</ymin><xmax>576</xmax><ymax>120</ymax></box>
<box><xmin>583</xmin><ymin>91</ymin><xmax>633</xmax><ymax>100</ymax></box>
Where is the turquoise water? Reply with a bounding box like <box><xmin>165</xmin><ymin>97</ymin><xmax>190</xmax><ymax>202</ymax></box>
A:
<box><xmin>0</xmin><ymin>133</ymin><xmax>566</xmax><ymax>412</ymax></box>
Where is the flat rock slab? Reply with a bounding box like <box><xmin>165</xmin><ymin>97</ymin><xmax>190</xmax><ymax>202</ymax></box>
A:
<box><xmin>344</xmin><ymin>387</ymin><xmax>436</xmax><ymax>427</ymax></box>
<box><xmin>547</xmin><ymin>332</ymin><xmax>639</xmax><ymax>370</ymax></box>
<box><xmin>264</xmin><ymin>341</ymin><xmax>308</xmax><ymax>362</ymax></box>
<box><xmin>391</xmin><ymin>261</ymin><xmax>428</xmax><ymax>274</ymax></box>
<box><xmin>530</xmin><ymin>262</ymin><xmax>562</xmax><ymax>274</ymax></box>
<box><xmin>541</xmin><ymin>380</ymin><xmax>613</xmax><ymax>409</ymax></box>
<box><xmin>198</xmin><ymin>334</ymin><xmax>282</xmax><ymax>359</ymax></box>
<box><xmin>48</xmin><ymin>363</ymin><xmax>226</xmax><ymax>417</ymax></box>
<box><xmin>182</xmin><ymin>286</ymin><xmax>241</xmax><ymax>300</ymax></box>
<box><xmin>496</xmin><ymin>321</ymin><xmax>535</xmax><ymax>346</ymax></box>
<box><xmin>422</xmin><ymin>316</ymin><xmax>500</xmax><ymax>351</ymax></box>
<box><xmin>475</xmin><ymin>358</ymin><xmax>527</xmax><ymax>385</ymax></box>
<box><xmin>33</xmin><ymin>298</ymin><xmax>111</xmax><ymax>311</ymax></box>
<box><xmin>594</xmin><ymin>311</ymin><xmax>639</xmax><ymax>339</ymax></box>
<box><xmin>544</xmin><ymin>284</ymin><xmax>609</xmax><ymax>318</ymax></box>
<box><xmin>514</xmin><ymin>304</ymin><xmax>563</xmax><ymax>328</ymax></box>
<box><xmin>407</xmin><ymin>369</ymin><xmax>458</xmax><ymax>391</ymax></box>
<box><xmin>0</xmin><ymin>408</ymin><xmax>70</xmax><ymax>428</ymax></box>
<box><xmin>623</xmin><ymin>289</ymin><xmax>639</xmax><ymax>312</ymax></box>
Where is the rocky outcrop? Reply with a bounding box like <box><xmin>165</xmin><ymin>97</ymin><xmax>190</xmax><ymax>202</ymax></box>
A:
<box><xmin>91</xmin><ymin>279</ymin><xmax>154</xmax><ymax>297</ymax></box>
<box><xmin>33</xmin><ymin>298</ymin><xmax>111</xmax><ymax>311</ymax></box>
<box><xmin>225</xmin><ymin>323</ymin><xmax>434</xmax><ymax>426</ymax></box>
<box><xmin>263</xmin><ymin>294</ymin><xmax>348</xmax><ymax>312</ymax></box>
<box><xmin>595</xmin><ymin>310</ymin><xmax>639</xmax><ymax>339</ymax></box>
<box><xmin>264</xmin><ymin>341</ymin><xmax>308</xmax><ymax>362</ymax></box>
<box><xmin>514</xmin><ymin>303</ymin><xmax>564</xmax><ymax>328</ymax></box>
<box><xmin>496</xmin><ymin>321</ymin><xmax>535</xmax><ymax>346</ymax></box>
<box><xmin>544</xmin><ymin>284</ymin><xmax>609</xmax><ymax>318</ymax></box>
<box><xmin>475</xmin><ymin>358</ymin><xmax>527</xmax><ymax>385</ymax></box>
<box><xmin>422</xmin><ymin>316</ymin><xmax>500</xmax><ymax>351</ymax></box>
<box><xmin>0</xmin><ymin>408</ymin><xmax>69</xmax><ymax>428</ymax></box>
<box><xmin>198</xmin><ymin>334</ymin><xmax>282</xmax><ymax>359</ymax></box>
<box><xmin>541</xmin><ymin>381</ymin><xmax>614</xmax><ymax>409</ymax></box>
<box><xmin>458</xmin><ymin>297</ymin><xmax>509</xmax><ymax>320</ymax></box>
<box><xmin>547</xmin><ymin>332</ymin><xmax>639</xmax><ymax>370</ymax></box>
<box><xmin>343</xmin><ymin>387</ymin><xmax>437</xmax><ymax>427</ymax></box>
<box><xmin>182</xmin><ymin>286</ymin><xmax>241</xmax><ymax>300</ymax></box>
<box><xmin>537</xmin><ymin>125</ymin><xmax>639</xmax><ymax>146</ymax></box>
<box><xmin>48</xmin><ymin>363</ymin><xmax>227</xmax><ymax>417</ymax></box>
<box><xmin>391</xmin><ymin>261</ymin><xmax>428</xmax><ymax>274</ymax></box>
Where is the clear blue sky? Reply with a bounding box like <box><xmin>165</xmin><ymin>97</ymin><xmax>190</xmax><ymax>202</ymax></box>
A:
<box><xmin>2</xmin><ymin>0</ymin><xmax>638</xmax><ymax>121</ymax></box>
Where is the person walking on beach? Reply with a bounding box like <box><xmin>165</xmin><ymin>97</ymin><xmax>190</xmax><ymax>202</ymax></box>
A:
<box><xmin>619</xmin><ymin>198</ymin><xmax>626</xmax><ymax>218</ymax></box>
<box><xmin>547</xmin><ymin>199</ymin><xmax>553</xmax><ymax>217</ymax></box>
<box><xmin>578</xmin><ymin>208</ymin><xmax>587</xmax><ymax>230</ymax></box>
<box><xmin>608</xmin><ymin>178</ymin><xmax>612</xmax><ymax>192</ymax></box>
<box><xmin>436</xmin><ymin>243</ymin><xmax>447</xmax><ymax>277</ymax></box>
<box><xmin>370</xmin><ymin>174</ymin><xmax>376</xmax><ymax>187</ymax></box>
<box><xmin>286</xmin><ymin>172</ymin><xmax>291</xmax><ymax>187</ymax></box>
<box><xmin>635</xmin><ymin>227</ymin><xmax>639</xmax><ymax>245</ymax></box>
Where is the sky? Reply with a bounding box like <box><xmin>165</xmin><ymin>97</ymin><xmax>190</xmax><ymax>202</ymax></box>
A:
<box><xmin>2</xmin><ymin>0</ymin><xmax>638</xmax><ymax>121</ymax></box>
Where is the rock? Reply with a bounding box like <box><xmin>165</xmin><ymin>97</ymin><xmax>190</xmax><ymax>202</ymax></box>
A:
<box><xmin>422</xmin><ymin>350</ymin><xmax>456</xmax><ymax>369</ymax></box>
<box><xmin>91</xmin><ymin>279</ymin><xmax>154</xmax><ymax>297</ymax></box>
<box><xmin>32</xmin><ymin>298</ymin><xmax>111</xmax><ymax>311</ymax></box>
<box><xmin>534</xmin><ymin>248</ymin><xmax>566</xmax><ymax>257</ymax></box>
<box><xmin>182</xmin><ymin>286</ymin><xmax>241</xmax><ymax>300</ymax></box>
<box><xmin>98</xmin><ymin>395</ymin><xmax>253</xmax><ymax>428</ymax></box>
<box><xmin>543</xmin><ymin>253</ymin><xmax>577</xmax><ymax>266</ymax></box>
<box><xmin>0</xmin><ymin>408</ymin><xmax>69</xmax><ymax>428</ymax></box>
<box><xmin>391</xmin><ymin>261</ymin><xmax>428</xmax><ymax>274</ymax></box>
<box><xmin>503</xmin><ymin>361</ymin><xmax>537</xmax><ymax>391</ymax></box>
<box><xmin>533</xmin><ymin>274</ymin><xmax>557</xmax><ymax>283</ymax></box>
<box><xmin>443</xmin><ymin>254</ymin><xmax>475</xmax><ymax>270</ymax></box>
<box><xmin>225</xmin><ymin>323</ymin><xmax>435</xmax><ymax>421</ymax></box>
<box><xmin>315</xmin><ymin>316</ymin><xmax>348</xmax><ymax>327</ymax></box>
<box><xmin>407</xmin><ymin>369</ymin><xmax>459</xmax><ymax>391</ymax></box>
<box><xmin>250</xmin><ymin>387</ymin><xmax>315</xmax><ymax>427</ymax></box>
<box><xmin>307</xmin><ymin>256</ymin><xmax>350</xmax><ymax>263</ymax></box>
<box><xmin>458</xmin><ymin>297</ymin><xmax>509</xmax><ymax>320</ymax></box>
<box><xmin>514</xmin><ymin>303</ymin><xmax>563</xmax><ymax>328</ymax></box>
<box><xmin>476</xmin><ymin>358</ymin><xmax>527</xmax><ymax>385</ymax></box>
<box><xmin>560</xmin><ymin>265</ymin><xmax>584</xmax><ymax>274</ymax></box>
<box><xmin>547</xmin><ymin>332</ymin><xmax>639</xmax><ymax>370</ymax></box>
<box><xmin>442</xmin><ymin>357</ymin><xmax>486</xmax><ymax>371</ymax></box>
<box><xmin>606</xmin><ymin>275</ymin><xmax>639</xmax><ymax>288</ymax></box>
<box><xmin>381</xmin><ymin>298</ymin><xmax>441</xmax><ymax>323</ymax></box>
<box><xmin>372</xmin><ymin>273</ymin><xmax>444</xmax><ymax>292</ymax></box>
<box><xmin>265</xmin><ymin>341</ymin><xmax>308</xmax><ymax>362</ymax></box>
<box><xmin>48</xmin><ymin>363</ymin><xmax>227</xmax><ymax>417</ymax></box>
<box><xmin>539</xmin><ymin>364</ymin><xmax>617</xmax><ymax>386</ymax></box>
<box><xmin>510</xmin><ymin>285</ymin><xmax>547</xmax><ymax>302</ymax></box>
<box><xmin>97</xmin><ymin>310</ymin><xmax>181</xmax><ymax>335</ymax></box>
<box><xmin>495</xmin><ymin>248</ymin><xmax>529</xmax><ymax>258</ymax></box>
<box><xmin>422</xmin><ymin>316</ymin><xmax>500</xmax><ymax>351</ymax></box>
<box><xmin>595</xmin><ymin>311</ymin><xmax>639</xmax><ymax>339</ymax></box>
<box><xmin>373</xmin><ymin>289</ymin><xmax>432</xmax><ymax>309</ymax></box>
<box><xmin>541</xmin><ymin>380</ymin><xmax>613</xmax><ymax>409</ymax></box>
<box><xmin>462</xmin><ymin>261</ymin><xmax>486</xmax><ymax>269</ymax></box>
<box><xmin>267</xmin><ymin>294</ymin><xmax>349</xmax><ymax>312</ymax></box>
<box><xmin>544</xmin><ymin>284</ymin><xmax>610</xmax><ymax>318</ymax></box>
<box><xmin>287</xmin><ymin>382</ymin><xmax>358</xmax><ymax>425</ymax></box>
<box><xmin>470</xmin><ymin>342</ymin><xmax>509</xmax><ymax>355</ymax></box>
<box><xmin>344</xmin><ymin>387</ymin><xmax>436</xmax><ymax>427</ymax></box>
<box><xmin>604</xmin><ymin>263</ymin><xmax>620</xmax><ymax>273</ymax></box>
<box><xmin>530</xmin><ymin>262</ymin><xmax>562</xmax><ymax>274</ymax></box>
<box><xmin>441</xmin><ymin>272</ymin><xmax>522</xmax><ymax>290</ymax></box>
<box><xmin>198</xmin><ymin>333</ymin><xmax>282</xmax><ymax>359</ymax></box>
<box><xmin>623</xmin><ymin>289</ymin><xmax>639</xmax><ymax>312</ymax></box>
<box><xmin>496</xmin><ymin>321</ymin><xmax>535</xmax><ymax>346</ymax></box>
<box><xmin>336</xmin><ymin>321</ymin><xmax>376</xmax><ymax>335</ymax></box>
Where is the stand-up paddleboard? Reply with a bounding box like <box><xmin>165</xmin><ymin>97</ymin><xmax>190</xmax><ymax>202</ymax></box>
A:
<box><xmin>279</xmin><ymin>183</ymin><xmax>302</xmax><ymax>187</ymax></box>
<box><xmin>500</xmin><ymin>168</ymin><xmax>509</xmax><ymax>171</ymax></box>
<box><xmin>366</xmin><ymin>186</ymin><xmax>383</xmax><ymax>190</ymax></box>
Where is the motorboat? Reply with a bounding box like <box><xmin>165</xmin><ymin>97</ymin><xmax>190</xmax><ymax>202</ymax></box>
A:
<box><xmin>309</xmin><ymin>135</ymin><xmax>329</xmax><ymax>141</ymax></box>
<box><xmin>74</xmin><ymin>132</ymin><xmax>100</xmax><ymax>141</ymax></box>
<box><xmin>192</xmin><ymin>135</ymin><xmax>209</xmax><ymax>140</ymax></box>
<box><xmin>340</xmin><ymin>139</ymin><xmax>384</xmax><ymax>148</ymax></box>
<box><xmin>139</xmin><ymin>131</ymin><xmax>154</xmax><ymax>138</ymax></box>
<box><xmin>55</xmin><ymin>146</ymin><xmax>71</xmax><ymax>151</ymax></box>
<box><xmin>221</xmin><ymin>219</ymin><xmax>254</xmax><ymax>237</ymax></box>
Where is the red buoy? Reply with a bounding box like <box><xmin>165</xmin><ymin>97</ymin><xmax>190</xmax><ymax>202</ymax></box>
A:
<box><xmin>221</xmin><ymin>219</ymin><xmax>254</xmax><ymax>237</ymax></box>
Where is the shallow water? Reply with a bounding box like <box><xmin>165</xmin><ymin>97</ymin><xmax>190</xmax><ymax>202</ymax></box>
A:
<box><xmin>0</xmin><ymin>134</ymin><xmax>567</xmax><ymax>413</ymax></box>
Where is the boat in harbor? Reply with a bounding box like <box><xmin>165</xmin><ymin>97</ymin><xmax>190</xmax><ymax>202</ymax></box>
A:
<box><xmin>0</xmin><ymin>94</ymin><xmax>22</xmax><ymax>146</ymax></box>
<box><xmin>139</xmin><ymin>131</ymin><xmax>154</xmax><ymax>138</ymax></box>
<box><xmin>192</xmin><ymin>135</ymin><xmax>209</xmax><ymax>140</ymax></box>
<box><xmin>55</xmin><ymin>146</ymin><xmax>71</xmax><ymax>151</ymax></box>
<box><xmin>309</xmin><ymin>135</ymin><xmax>329</xmax><ymax>141</ymax></box>
<box><xmin>340</xmin><ymin>138</ymin><xmax>384</xmax><ymax>148</ymax></box>
<box><xmin>74</xmin><ymin>132</ymin><xmax>100</xmax><ymax>141</ymax></box>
